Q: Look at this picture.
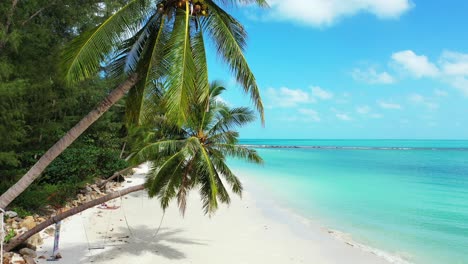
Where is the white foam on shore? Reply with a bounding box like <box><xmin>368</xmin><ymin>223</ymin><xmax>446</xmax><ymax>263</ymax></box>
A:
<box><xmin>327</xmin><ymin>229</ymin><xmax>414</xmax><ymax>264</ymax></box>
<box><xmin>283</xmin><ymin>206</ymin><xmax>415</xmax><ymax>264</ymax></box>
<box><xmin>240</xmin><ymin>174</ymin><xmax>416</xmax><ymax>264</ymax></box>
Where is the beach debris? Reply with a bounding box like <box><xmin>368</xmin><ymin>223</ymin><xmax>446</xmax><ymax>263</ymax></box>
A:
<box><xmin>19</xmin><ymin>217</ymin><xmax>35</xmax><ymax>231</ymax></box>
<box><xmin>10</xmin><ymin>253</ymin><xmax>24</xmax><ymax>264</ymax></box>
<box><xmin>5</xmin><ymin>211</ymin><xmax>17</xmax><ymax>218</ymax></box>
<box><xmin>2</xmin><ymin>180</ymin><xmax>122</xmax><ymax>259</ymax></box>
<box><xmin>22</xmin><ymin>256</ymin><xmax>35</xmax><ymax>264</ymax></box>
<box><xmin>18</xmin><ymin>248</ymin><xmax>36</xmax><ymax>258</ymax></box>
<box><xmin>2</xmin><ymin>252</ymin><xmax>13</xmax><ymax>264</ymax></box>
<box><xmin>44</xmin><ymin>227</ymin><xmax>55</xmax><ymax>236</ymax></box>
<box><xmin>97</xmin><ymin>203</ymin><xmax>120</xmax><ymax>210</ymax></box>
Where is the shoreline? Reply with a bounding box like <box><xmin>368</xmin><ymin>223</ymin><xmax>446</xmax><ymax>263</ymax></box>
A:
<box><xmin>238</xmin><ymin>174</ymin><xmax>414</xmax><ymax>264</ymax></box>
<box><xmin>35</xmin><ymin>164</ymin><xmax>401</xmax><ymax>264</ymax></box>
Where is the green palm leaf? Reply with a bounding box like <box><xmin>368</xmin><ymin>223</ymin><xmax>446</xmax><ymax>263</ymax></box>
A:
<box><xmin>203</xmin><ymin>0</ymin><xmax>264</xmax><ymax>123</ymax></box>
<box><xmin>129</xmin><ymin>139</ymin><xmax>186</xmax><ymax>165</ymax></box>
<box><xmin>208</xmin><ymin>106</ymin><xmax>256</xmax><ymax>135</ymax></box>
<box><xmin>191</xmin><ymin>29</ymin><xmax>210</xmax><ymax>105</ymax></box>
<box><xmin>164</xmin><ymin>6</ymin><xmax>197</xmax><ymax>125</ymax></box>
<box><xmin>197</xmin><ymin>141</ymin><xmax>219</xmax><ymax>213</ymax></box>
<box><xmin>61</xmin><ymin>0</ymin><xmax>150</xmax><ymax>84</ymax></box>
<box><xmin>210</xmin><ymin>150</ymin><xmax>243</xmax><ymax>195</ymax></box>
<box><xmin>126</xmin><ymin>16</ymin><xmax>170</xmax><ymax>126</ymax></box>
<box><xmin>214</xmin><ymin>143</ymin><xmax>263</xmax><ymax>164</ymax></box>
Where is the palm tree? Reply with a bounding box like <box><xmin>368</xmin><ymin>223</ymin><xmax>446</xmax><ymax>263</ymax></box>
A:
<box><xmin>4</xmin><ymin>81</ymin><xmax>262</xmax><ymax>251</ymax></box>
<box><xmin>130</xmin><ymin>81</ymin><xmax>263</xmax><ymax>215</ymax></box>
<box><xmin>0</xmin><ymin>0</ymin><xmax>267</xmax><ymax>209</ymax></box>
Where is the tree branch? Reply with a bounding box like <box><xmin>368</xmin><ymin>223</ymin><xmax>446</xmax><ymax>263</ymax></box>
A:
<box><xmin>21</xmin><ymin>1</ymin><xmax>58</xmax><ymax>26</ymax></box>
<box><xmin>0</xmin><ymin>0</ymin><xmax>19</xmax><ymax>50</ymax></box>
<box><xmin>4</xmin><ymin>184</ymin><xmax>145</xmax><ymax>252</ymax></box>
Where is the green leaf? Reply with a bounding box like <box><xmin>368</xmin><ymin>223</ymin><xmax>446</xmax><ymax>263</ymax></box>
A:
<box><xmin>164</xmin><ymin>6</ymin><xmax>197</xmax><ymax>125</ymax></box>
<box><xmin>203</xmin><ymin>1</ymin><xmax>265</xmax><ymax>123</ymax></box>
<box><xmin>61</xmin><ymin>0</ymin><xmax>150</xmax><ymax>84</ymax></box>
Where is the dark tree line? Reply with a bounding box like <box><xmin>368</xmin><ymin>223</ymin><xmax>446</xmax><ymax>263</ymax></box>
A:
<box><xmin>0</xmin><ymin>0</ymin><xmax>132</xmax><ymax>212</ymax></box>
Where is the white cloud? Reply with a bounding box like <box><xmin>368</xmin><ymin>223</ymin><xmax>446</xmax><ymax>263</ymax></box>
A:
<box><xmin>311</xmin><ymin>86</ymin><xmax>334</xmax><ymax>100</ymax></box>
<box><xmin>408</xmin><ymin>93</ymin><xmax>424</xmax><ymax>103</ymax></box>
<box><xmin>439</xmin><ymin>51</ymin><xmax>468</xmax><ymax>76</ymax></box>
<box><xmin>267</xmin><ymin>87</ymin><xmax>316</xmax><ymax>107</ymax></box>
<box><xmin>434</xmin><ymin>89</ymin><xmax>448</xmax><ymax>97</ymax></box>
<box><xmin>336</xmin><ymin>113</ymin><xmax>353</xmax><ymax>121</ymax></box>
<box><xmin>372</xmin><ymin>49</ymin><xmax>468</xmax><ymax>96</ymax></box>
<box><xmin>351</xmin><ymin>67</ymin><xmax>396</xmax><ymax>84</ymax></box>
<box><xmin>378</xmin><ymin>101</ymin><xmax>402</xmax><ymax>110</ymax></box>
<box><xmin>356</xmin><ymin>105</ymin><xmax>371</xmax><ymax>114</ymax></box>
<box><xmin>437</xmin><ymin>51</ymin><xmax>468</xmax><ymax>96</ymax></box>
<box><xmin>408</xmin><ymin>93</ymin><xmax>439</xmax><ymax>109</ymax></box>
<box><xmin>449</xmin><ymin>76</ymin><xmax>468</xmax><ymax>96</ymax></box>
<box><xmin>356</xmin><ymin>105</ymin><xmax>383</xmax><ymax>119</ymax></box>
<box><xmin>298</xmin><ymin>109</ymin><xmax>321</xmax><ymax>122</ymax></box>
<box><xmin>266</xmin><ymin>0</ymin><xmax>412</xmax><ymax>27</ymax></box>
<box><xmin>391</xmin><ymin>50</ymin><xmax>439</xmax><ymax>78</ymax></box>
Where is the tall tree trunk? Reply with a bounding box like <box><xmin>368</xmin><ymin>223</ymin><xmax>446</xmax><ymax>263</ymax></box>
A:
<box><xmin>4</xmin><ymin>184</ymin><xmax>145</xmax><ymax>252</ymax></box>
<box><xmin>0</xmin><ymin>74</ymin><xmax>138</xmax><ymax>210</ymax></box>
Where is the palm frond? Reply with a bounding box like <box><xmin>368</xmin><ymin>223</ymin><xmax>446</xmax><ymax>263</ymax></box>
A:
<box><xmin>191</xmin><ymin>29</ymin><xmax>210</xmax><ymax>105</ymax></box>
<box><xmin>208</xmin><ymin>106</ymin><xmax>256</xmax><ymax>135</ymax></box>
<box><xmin>145</xmin><ymin>149</ymin><xmax>185</xmax><ymax>199</ymax></box>
<box><xmin>129</xmin><ymin>139</ymin><xmax>186</xmax><ymax>165</ymax></box>
<box><xmin>209</xmin><ymin>130</ymin><xmax>239</xmax><ymax>144</ymax></box>
<box><xmin>61</xmin><ymin>0</ymin><xmax>150</xmax><ymax>84</ymax></box>
<box><xmin>164</xmin><ymin>6</ymin><xmax>197</xmax><ymax>125</ymax></box>
<box><xmin>202</xmin><ymin>0</ymin><xmax>264</xmax><ymax>123</ymax></box>
<box><xmin>197</xmin><ymin>141</ymin><xmax>219</xmax><ymax>214</ymax></box>
<box><xmin>214</xmin><ymin>170</ymin><xmax>231</xmax><ymax>204</ymax></box>
<box><xmin>214</xmin><ymin>143</ymin><xmax>263</xmax><ymax>164</ymax></box>
<box><xmin>125</xmin><ymin>16</ymin><xmax>170</xmax><ymax>126</ymax></box>
<box><xmin>177</xmin><ymin>155</ymin><xmax>197</xmax><ymax>215</ymax></box>
<box><xmin>210</xmin><ymin>150</ymin><xmax>243</xmax><ymax>195</ymax></box>
<box><xmin>209</xmin><ymin>81</ymin><xmax>226</xmax><ymax>98</ymax></box>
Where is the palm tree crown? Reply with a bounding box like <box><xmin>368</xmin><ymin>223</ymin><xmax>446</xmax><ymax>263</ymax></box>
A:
<box><xmin>130</xmin><ymin>82</ymin><xmax>263</xmax><ymax>215</ymax></box>
<box><xmin>62</xmin><ymin>0</ymin><xmax>267</xmax><ymax>126</ymax></box>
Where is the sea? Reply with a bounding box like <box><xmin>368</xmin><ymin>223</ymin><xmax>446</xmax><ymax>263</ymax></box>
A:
<box><xmin>228</xmin><ymin>139</ymin><xmax>468</xmax><ymax>264</ymax></box>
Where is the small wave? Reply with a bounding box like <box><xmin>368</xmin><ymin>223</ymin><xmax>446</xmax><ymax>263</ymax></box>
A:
<box><xmin>328</xmin><ymin>229</ymin><xmax>414</xmax><ymax>264</ymax></box>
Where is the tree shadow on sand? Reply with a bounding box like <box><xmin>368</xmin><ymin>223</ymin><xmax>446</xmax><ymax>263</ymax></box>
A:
<box><xmin>75</xmin><ymin>226</ymin><xmax>207</xmax><ymax>263</ymax></box>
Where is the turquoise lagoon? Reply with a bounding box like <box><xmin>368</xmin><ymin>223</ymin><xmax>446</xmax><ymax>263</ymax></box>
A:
<box><xmin>229</xmin><ymin>140</ymin><xmax>468</xmax><ymax>264</ymax></box>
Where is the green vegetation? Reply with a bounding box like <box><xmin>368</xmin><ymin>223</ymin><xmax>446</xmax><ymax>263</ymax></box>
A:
<box><xmin>130</xmin><ymin>82</ymin><xmax>263</xmax><ymax>215</ymax></box>
<box><xmin>0</xmin><ymin>1</ymin><xmax>130</xmax><ymax>212</ymax></box>
<box><xmin>3</xmin><ymin>229</ymin><xmax>15</xmax><ymax>244</ymax></box>
<box><xmin>0</xmin><ymin>0</ymin><xmax>266</xmax><ymax>216</ymax></box>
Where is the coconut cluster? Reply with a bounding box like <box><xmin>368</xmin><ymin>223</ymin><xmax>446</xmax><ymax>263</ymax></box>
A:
<box><xmin>157</xmin><ymin>0</ymin><xmax>209</xmax><ymax>16</ymax></box>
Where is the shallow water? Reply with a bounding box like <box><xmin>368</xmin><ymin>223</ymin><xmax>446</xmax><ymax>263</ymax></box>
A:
<box><xmin>229</xmin><ymin>140</ymin><xmax>468</xmax><ymax>264</ymax></box>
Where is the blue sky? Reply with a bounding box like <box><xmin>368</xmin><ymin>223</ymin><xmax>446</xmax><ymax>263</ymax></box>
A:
<box><xmin>206</xmin><ymin>0</ymin><xmax>468</xmax><ymax>139</ymax></box>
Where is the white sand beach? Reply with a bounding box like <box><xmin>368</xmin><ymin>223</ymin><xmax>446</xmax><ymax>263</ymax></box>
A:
<box><xmin>35</xmin><ymin>164</ymin><xmax>392</xmax><ymax>264</ymax></box>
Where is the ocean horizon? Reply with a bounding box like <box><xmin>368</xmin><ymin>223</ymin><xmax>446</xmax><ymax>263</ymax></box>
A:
<box><xmin>229</xmin><ymin>139</ymin><xmax>468</xmax><ymax>264</ymax></box>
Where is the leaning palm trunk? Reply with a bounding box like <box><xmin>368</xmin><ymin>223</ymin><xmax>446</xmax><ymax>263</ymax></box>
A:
<box><xmin>4</xmin><ymin>184</ymin><xmax>145</xmax><ymax>252</ymax></box>
<box><xmin>0</xmin><ymin>74</ymin><xmax>138</xmax><ymax>209</ymax></box>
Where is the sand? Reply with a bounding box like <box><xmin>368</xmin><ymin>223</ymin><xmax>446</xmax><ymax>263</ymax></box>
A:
<box><xmin>35</xmin><ymin>164</ymin><xmax>391</xmax><ymax>264</ymax></box>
